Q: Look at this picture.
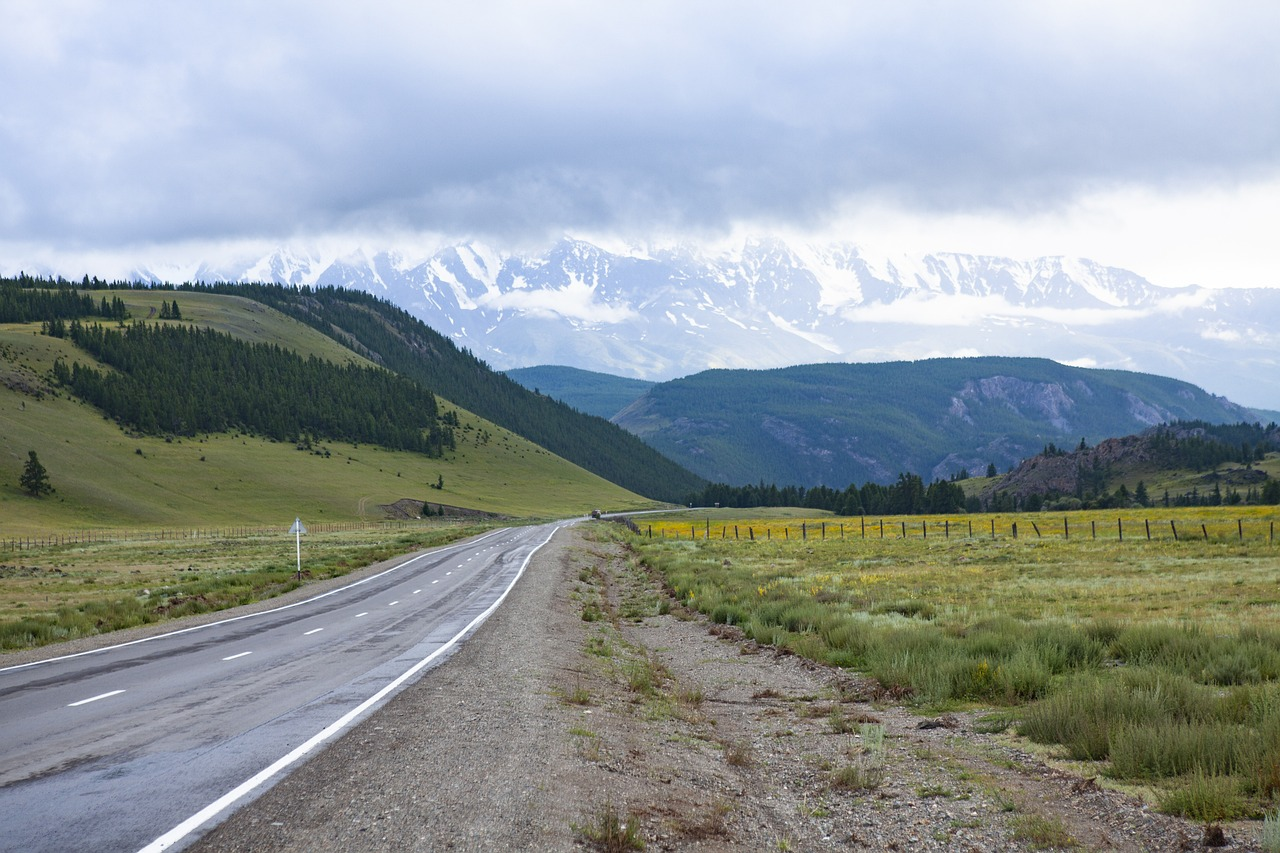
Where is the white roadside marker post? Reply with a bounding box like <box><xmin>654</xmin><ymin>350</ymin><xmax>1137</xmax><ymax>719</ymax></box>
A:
<box><xmin>289</xmin><ymin>517</ymin><xmax>307</xmax><ymax>580</ymax></box>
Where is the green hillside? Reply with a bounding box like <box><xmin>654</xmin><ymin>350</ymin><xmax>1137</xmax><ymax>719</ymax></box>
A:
<box><xmin>505</xmin><ymin>364</ymin><xmax>654</xmax><ymax>419</ymax></box>
<box><xmin>614</xmin><ymin>357</ymin><xmax>1260</xmax><ymax>487</ymax></box>
<box><xmin>0</xmin><ymin>289</ymin><xmax>659</xmax><ymax>532</ymax></box>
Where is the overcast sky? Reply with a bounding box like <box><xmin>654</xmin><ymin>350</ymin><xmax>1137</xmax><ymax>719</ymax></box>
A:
<box><xmin>3</xmin><ymin>1</ymin><xmax>1279</xmax><ymax>287</ymax></box>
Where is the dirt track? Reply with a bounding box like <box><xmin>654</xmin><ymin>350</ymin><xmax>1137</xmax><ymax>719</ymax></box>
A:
<box><xmin>191</xmin><ymin>525</ymin><xmax>1262</xmax><ymax>851</ymax></box>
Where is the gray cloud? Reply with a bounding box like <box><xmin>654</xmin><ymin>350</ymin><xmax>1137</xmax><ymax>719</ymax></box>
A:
<box><xmin>3</xmin><ymin>1</ymin><xmax>1279</xmax><ymax>248</ymax></box>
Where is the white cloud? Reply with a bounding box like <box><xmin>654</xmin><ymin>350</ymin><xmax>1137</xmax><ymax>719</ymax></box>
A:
<box><xmin>476</xmin><ymin>278</ymin><xmax>637</xmax><ymax>324</ymax></box>
<box><xmin>2</xmin><ymin>1</ymin><xmax>1279</xmax><ymax>290</ymax></box>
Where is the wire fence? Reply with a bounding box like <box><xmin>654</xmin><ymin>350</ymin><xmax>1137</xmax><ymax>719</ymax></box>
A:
<box><xmin>0</xmin><ymin>519</ymin><xmax>433</xmax><ymax>553</ymax></box>
<box><xmin>640</xmin><ymin>515</ymin><xmax>1280</xmax><ymax>544</ymax></box>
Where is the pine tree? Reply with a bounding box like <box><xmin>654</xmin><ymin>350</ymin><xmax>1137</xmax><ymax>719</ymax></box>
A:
<box><xmin>19</xmin><ymin>450</ymin><xmax>52</xmax><ymax>497</ymax></box>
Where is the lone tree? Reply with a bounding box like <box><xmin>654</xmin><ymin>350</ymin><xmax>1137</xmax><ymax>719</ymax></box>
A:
<box><xmin>19</xmin><ymin>450</ymin><xmax>52</xmax><ymax>497</ymax></box>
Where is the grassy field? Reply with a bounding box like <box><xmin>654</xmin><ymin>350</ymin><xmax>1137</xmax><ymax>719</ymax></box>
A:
<box><xmin>630</xmin><ymin>505</ymin><xmax>1280</xmax><ymax>821</ymax></box>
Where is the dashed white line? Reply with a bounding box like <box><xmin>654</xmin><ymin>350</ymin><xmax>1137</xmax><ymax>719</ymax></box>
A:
<box><xmin>431</xmin><ymin>579</ymin><xmax>439</xmax><ymax>584</ymax></box>
<box><xmin>68</xmin><ymin>690</ymin><xmax>125</xmax><ymax>707</ymax></box>
<box><xmin>355</xmin><ymin>612</ymin><xmax>369</xmax><ymax>618</ymax></box>
<box><xmin>412</xmin><ymin>589</ymin><xmax>421</xmax><ymax>594</ymax></box>
<box><xmin>223</xmin><ymin>652</ymin><xmax>252</xmax><ymax>661</ymax></box>
<box><xmin>388</xmin><ymin>601</ymin><xmax>399</xmax><ymax>606</ymax></box>
<box><xmin>304</xmin><ymin>628</ymin><xmax>323</xmax><ymax>636</ymax></box>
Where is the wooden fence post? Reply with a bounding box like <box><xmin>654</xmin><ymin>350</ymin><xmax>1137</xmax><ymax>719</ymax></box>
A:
<box><xmin>1171</xmin><ymin>520</ymin><xmax>1179</xmax><ymax>541</ymax></box>
<box><xmin>1145</xmin><ymin>519</ymin><xmax>1151</xmax><ymax>541</ymax></box>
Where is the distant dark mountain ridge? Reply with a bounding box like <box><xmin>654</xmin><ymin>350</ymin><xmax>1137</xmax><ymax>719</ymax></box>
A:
<box><xmin>505</xmin><ymin>365</ymin><xmax>654</xmax><ymax>419</ymax></box>
<box><xmin>612</xmin><ymin>357</ymin><xmax>1256</xmax><ymax>487</ymax></box>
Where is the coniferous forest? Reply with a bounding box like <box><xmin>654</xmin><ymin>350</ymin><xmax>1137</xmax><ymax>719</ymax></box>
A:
<box><xmin>50</xmin><ymin>320</ymin><xmax>455</xmax><ymax>456</ymax></box>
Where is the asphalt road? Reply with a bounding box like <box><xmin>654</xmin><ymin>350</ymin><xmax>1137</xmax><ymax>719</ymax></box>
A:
<box><xmin>0</xmin><ymin>522</ymin><xmax>564</xmax><ymax>853</ymax></box>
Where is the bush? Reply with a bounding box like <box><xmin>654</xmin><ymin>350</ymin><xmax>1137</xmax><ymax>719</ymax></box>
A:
<box><xmin>1108</xmin><ymin>722</ymin><xmax>1253</xmax><ymax>779</ymax></box>
<box><xmin>1019</xmin><ymin>671</ymin><xmax>1219</xmax><ymax>761</ymax></box>
<box><xmin>1157</xmin><ymin>770</ymin><xmax>1248</xmax><ymax>822</ymax></box>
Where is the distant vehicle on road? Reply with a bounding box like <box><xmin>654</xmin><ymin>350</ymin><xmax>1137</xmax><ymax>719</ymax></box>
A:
<box><xmin>590</xmin><ymin>509</ymin><xmax>602</xmax><ymax>519</ymax></box>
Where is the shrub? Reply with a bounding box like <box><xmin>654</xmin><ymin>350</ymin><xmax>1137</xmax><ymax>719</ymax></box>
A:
<box><xmin>1108</xmin><ymin>722</ymin><xmax>1253</xmax><ymax>779</ymax></box>
<box><xmin>1157</xmin><ymin>770</ymin><xmax>1247</xmax><ymax>823</ymax></box>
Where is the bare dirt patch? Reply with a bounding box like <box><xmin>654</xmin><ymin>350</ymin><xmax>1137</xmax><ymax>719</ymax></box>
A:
<box><xmin>192</xmin><ymin>526</ymin><xmax>1263</xmax><ymax>851</ymax></box>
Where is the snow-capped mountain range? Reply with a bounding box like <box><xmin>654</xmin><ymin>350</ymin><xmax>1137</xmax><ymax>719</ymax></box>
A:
<box><xmin>125</xmin><ymin>237</ymin><xmax>1279</xmax><ymax>410</ymax></box>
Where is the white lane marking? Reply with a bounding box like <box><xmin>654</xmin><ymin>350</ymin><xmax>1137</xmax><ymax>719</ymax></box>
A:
<box><xmin>355</xmin><ymin>612</ymin><xmax>369</xmax><ymax>618</ymax></box>
<box><xmin>304</xmin><ymin>628</ymin><xmax>324</xmax><ymax>636</ymax></box>
<box><xmin>446</xmin><ymin>571</ymin><xmax>452</xmax><ymax>576</ymax></box>
<box><xmin>431</xmin><ymin>579</ymin><xmax>439</xmax><ymax>584</ymax></box>
<box><xmin>139</xmin><ymin>523</ymin><xmax>565</xmax><ymax>853</ymax></box>
<box><xmin>412</xmin><ymin>589</ymin><xmax>421</xmax><ymax>594</ymax></box>
<box><xmin>2</xmin><ymin>528</ymin><xmax>510</xmax><ymax>675</ymax></box>
<box><xmin>388</xmin><ymin>601</ymin><xmax>399</xmax><ymax>606</ymax></box>
<box><xmin>222</xmin><ymin>652</ymin><xmax>252</xmax><ymax>661</ymax></box>
<box><xmin>68</xmin><ymin>689</ymin><xmax>125</xmax><ymax>707</ymax></box>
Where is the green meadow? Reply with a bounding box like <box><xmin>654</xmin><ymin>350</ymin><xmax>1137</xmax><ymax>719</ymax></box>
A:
<box><xmin>634</xmin><ymin>505</ymin><xmax>1280</xmax><ymax>820</ymax></box>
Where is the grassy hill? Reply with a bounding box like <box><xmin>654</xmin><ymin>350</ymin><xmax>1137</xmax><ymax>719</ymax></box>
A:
<box><xmin>614</xmin><ymin>357</ymin><xmax>1259</xmax><ymax>488</ymax></box>
<box><xmin>0</xmin><ymin>294</ymin><xmax>659</xmax><ymax>532</ymax></box>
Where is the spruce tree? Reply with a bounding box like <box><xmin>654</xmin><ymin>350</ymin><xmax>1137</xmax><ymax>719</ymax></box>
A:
<box><xmin>19</xmin><ymin>450</ymin><xmax>52</xmax><ymax>497</ymax></box>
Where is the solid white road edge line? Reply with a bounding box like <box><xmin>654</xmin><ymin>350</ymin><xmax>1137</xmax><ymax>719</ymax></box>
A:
<box><xmin>68</xmin><ymin>689</ymin><xmax>125</xmax><ymax>707</ymax></box>
<box><xmin>0</xmin><ymin>528</ymin><xmax>508</xmax><ymax>674</ymax></box>
<box><xmin>136</xmin><ymin>522</ymin><xmax>563</xmax><ymax>853</ymax></box>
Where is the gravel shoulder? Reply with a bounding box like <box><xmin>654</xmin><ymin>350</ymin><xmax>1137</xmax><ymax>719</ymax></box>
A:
<box><xmin>186</xmin><ymin>525</ymin><xmax>1262</xmax><ymax>851</ymax></box>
